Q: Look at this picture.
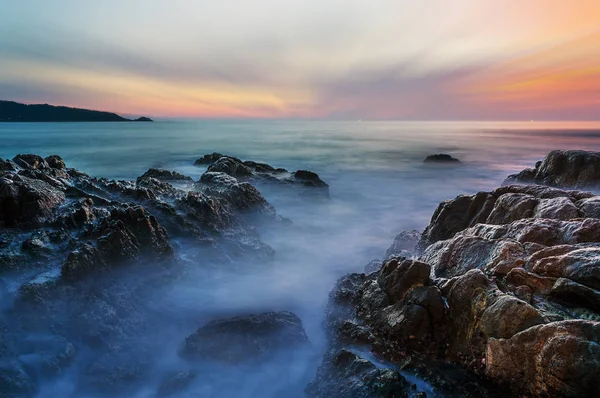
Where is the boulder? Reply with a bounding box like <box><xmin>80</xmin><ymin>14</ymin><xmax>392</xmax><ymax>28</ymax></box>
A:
<box><xmin>44</xmin><ymin>155</ymin><xmax>66</xmax><ymax>170</ymax></box>
<box><xmin>306</xmin><ymin>349</ymin><xmax>413</xmax><ymax>398</ymax></box>
<box><xmin>206</xmin><ymin>157</ymin><xmax>253</xmax><ymax>178</ymax></box>
<box><xmin>504</xmin><ymin>150</ymin><xmax>600</xmax><ymax>189</ymax></box>
<box><xmin>193</xmin><ymin>152</ymin><xmax>226</xmax><ymax>165</ymax></box>
<box><xmin>12</xmin><ymin>154</ymin><xmax>49</xmax><ymax>170</ymax></box>
<box><xmin>182</xmin><ymin>311</ymin><xmax>308</xmax><ymax>363</ymax></box>
<box><xmin>424</xmin><ymin>154</ymin><xmax>460</xmax><ymax>163</ymax></box>
<box><xmin>385</xmin><ymin>230</ymin><xmax>421</xmax><ymax>257</ymax></box>
<box><xmin>0</xmin><ymin>174</ymin><xmax>65</xmax><ymax>226</ymax></box>
<box><xmin>137</xmin><ymin>168</ymin><xmax>193</xmax><ymax>182</ymax></box>
<box><xmin>486</xmin><ymin>320</ymin><xmax>600</xmax><ymax>397</ymax></box>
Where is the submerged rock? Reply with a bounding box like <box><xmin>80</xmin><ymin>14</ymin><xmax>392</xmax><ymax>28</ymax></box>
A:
<box><xmin>182</xmin><ymin>311</ymin><xmax>308</xmax><ymax>363</ymax></box>
<box><xmin>137</xmin><ymin>168</ymin><xmax>193</xmax><ymax>182</ymax></box>
<box><xmin>424</xmin><ymin>154</ymin><xmax>460</xmax><ymax>163</ymax></box>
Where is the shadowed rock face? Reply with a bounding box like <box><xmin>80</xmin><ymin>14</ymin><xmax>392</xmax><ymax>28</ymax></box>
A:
<box><xmin>182</xmin><ymin>311</ymin><xmax>308</xmax><ymax>363</ymax></box>
<box><xmin>424</xmin><ymin>154</ymin><xmax>460</xmax><ymax>163</ymax></box>
<box><xmin>0</xmin><ymin>153</ymin><xmax>299</xmax><ymax>395</ymax></box>
<box><xmin>417</xmin><ymin>184</ymin><xmax>594</xmax><ymax>250</ymax></box>
<box><xmin>311</xmin><ymin>150</ymin><xmax>600</xmax><ymax>398</ymax></box>
<box><xmin>193</xmin><ymin>153</ymin><xmax>330</xmax><ymax>199</ymax></box>
<box><xmin>505</xmin><ymin>149</ymin><xmax>600</xmax><ymax>189</ymax></box>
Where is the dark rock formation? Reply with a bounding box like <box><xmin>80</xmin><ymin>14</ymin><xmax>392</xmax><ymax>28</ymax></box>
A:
<box><xmin>194</xmin><ymin>153</ymin><xmax>330</xmax><ymax>199</ymax></box>
<box><xmin>505</xmin><ymin>150</ymin><xmax>600</xmax><ymax>189</ymax></box>
<box><xmin>424</xmin><ymin>154</ymin><xmax>460</xmax><ymax>163</ymax></box>
<box><xmin>385</xmin><ymin>230</ymin><xmax>421</xmax><ymax>258</ymax></box>
<box><xmin>417</xmin><ymin>184</ymin><xmax>593</xmax><ymax>250</ymax></box>
<box><xmin>182</xmin><ymin>311</ymin><xmax>308</xmax><ymax>363</ymax></box>
<box><xmin>306</xmin><ymin>349</ymin><xmax>414</xmax><ymax>398</ymax></box>
<box><xmin>313</xmin><ymin>157</ymin><xmax>600</xmax><ymax>397</ymax></box>
<box><xmin>137</xmin><ymin>168</ymin><xmax>193</xmax><ymax>182</ymax></box>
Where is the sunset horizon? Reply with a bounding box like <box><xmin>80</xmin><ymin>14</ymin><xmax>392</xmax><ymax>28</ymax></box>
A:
<box><xmin>2</xmin><ymin>0</ymin><xmax>599</xmax><ymax>120</ymax></box>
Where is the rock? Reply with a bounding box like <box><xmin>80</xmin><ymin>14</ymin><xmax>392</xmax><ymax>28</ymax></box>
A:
<box><xmin>137</xmin><ymin>168</ymin><xmax>192</xmax><ymax>182</ymax></box>
<box><xmin>550</xmin><ymin>278</ymin><xmax>600</xmax><ymax>312</ymax></box>
<box><xmin>418</xmin><ymin>185</ymin><xmax>593</xmax><ymax>250</ymax></box>
<box><xmin>385</xmin><ymin>230</ymin><xmax>421</xmax><ymax>257</ymax></box>
<box><xmin>157</xmin><ymin>371</ymin><xmax>196</xmax><ymax>397</ymax></box>
<box><xmin>62</xmin><ymin>244</ymin><xmax>105</xmax><ymax>279</ymax></box>
<box><xmin>0</xmin><ymin>358</ymin><xmax>36</xmax><ymax>397</ymax></box>
<box><xmin>12</xmin><ymin>154</ymin><xmax>49</xmax><ymax>170</ymax></box>
<box><xmin>44</xmin><ymin>155</ymin><xmax>66</xmax><ymax>170</ymax></box>
<box><xmin>479</xmin><ymin>295</ymin><xmax>545</xmax><ymax>339</ymax></box>
<box><xmin>197</xmin><ymin>172</ymin><xmax>276</xmax><ymax>219</ymax></box>
<box><xmin>0</xmin><ymin>174</ymin><xmax>65</xmax><ymax>226</ymax></box>
<box><xmin>0</xmin><ymin>158</ymin><xmax>17</xmax><ymax>171</ymax></box>
<box><xmin>136</xmin><ymin>177</ymin><xmax>180</xmax><ymax>198</ymax></box>
<box><xmin>292</xmin><ymin>170</ymin><xmax>328</xmax><ymax>188</ymax></box>
<box><xmin>206</xmin><ymin>157</ymin><xmax>253</xmax><ymax>178</ymax></box>
<box><xmin>504</xmin><ymin>150</ymin><xmax>600</xmax><ymax>189</ymax></box>
<box><xmin>424</xmin><ymin>154</ymin><xmax>460</xmax><ymax>163</ymax></box>
<box><xmin>17</xmin><ymin>334</ymin><xmax>76</xmax><ymax>377</ymax></box>
<box><xmin>486</xmin><ymin>320</ymin><xmax>600</xmax><ymax>397</ymax></box>
<box><xmin>182</xmin><ymin>311</ymin><xmax>308</xmax><ymax>363</ymax></box>
<box><xmin>377</xmin><ymin>259</ymin><xmax>430</xmax><ymax>302</ymax></box>
<box><xmin>306</xmin><ymin>349</ymin><xmax>412</xmax><ymax>398</ymax></box>
<box><xmin>364</xmin><ymin>259</ymin><xmax>384</xmax><ymax>274</ymax></box>
<box><xmin>193</xmin><ymin>152</ymin><xmax>227</xmax><ymax>165</ymax></box>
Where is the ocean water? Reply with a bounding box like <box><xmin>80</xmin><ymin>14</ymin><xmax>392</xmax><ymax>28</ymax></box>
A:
<box><xmin>2</xmin><ymin>120</ymin><xmax>600</xmax><ymax>397</ymax></box>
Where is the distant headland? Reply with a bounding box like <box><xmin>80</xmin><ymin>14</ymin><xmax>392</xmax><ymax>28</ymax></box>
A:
<box><xmin>0</xmin><ymin>100</ymin><xmax>153</xmax><ymax>122</ymax></box>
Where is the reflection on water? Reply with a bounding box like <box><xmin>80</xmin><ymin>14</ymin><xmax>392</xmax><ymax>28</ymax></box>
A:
<box><xmin>2</xmin><ymin>120</ymin><xmax>600</xmax><ymax>397</ymax></box>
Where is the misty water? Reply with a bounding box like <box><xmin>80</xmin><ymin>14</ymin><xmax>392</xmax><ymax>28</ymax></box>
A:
<box><xmin>2</xmin><ymin>120</ymin><xmax>600</xmax><ymax>397</ymax></box>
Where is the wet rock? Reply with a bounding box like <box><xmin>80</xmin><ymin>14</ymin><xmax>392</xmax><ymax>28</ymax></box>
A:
<box><xmin>0</xmin><ymin>158</ymin><xmax>17</xmax><ymax>171</ymax></box>
<box><xmin>486</xmin><ymin>320</ymin><xmax>600</xmax><ymax>397</ymax></box>
<box><xmin>479</xmin><ymin>295</ymin><xmax>545</xmax><ymax>339</ymax></box>
<box><xmin>424</xmin><ymin>154</ymin><xmax>460</xmax><ymax>163</ymax></box>
<box><xmin>12</xmin><ymin>154</ymin><xmax>49</xmax><ymax>170</ymax></box>
<box><xmin>292</xmin><ymin>170</ymin><xmax>328</xmax><ymax>188</ymax></box>
<box><xmin>550</xmin><ymin>278</ymin><xmax>600</xmax><ymax>312</ymax></box>
<box><xmin>44</xmin><ymin>155</ymin><xmax>66</xmax><ymax>170</ymax></box>
<box><xmin>17</xmin><ymin>334</ymin><xmax>76</xmax><ymax>377</ymax></box>
<box><xmin>0</xmin><ymin>174</ymin><xmax>65</xmax><ymax>226</ymax></box>
<box><xmin>137</xmin><ymin>168</ymin><xmax>193</xmax><ymax>182</ymax></box>
<box><xmin>385</xmin><ymin>230</ymin><xmax>421</xmax><ymax>257</ymax></box>
<box><xmin>183</xmin><ymin>311</ymin><xmax>308</xmax><ymax>363</ymax></box>
<box><xmin>157</xmin><ymin>371</ymin><xmax>196</xmax><ymax>397</ymax></box>
<box><xmin>306</xmin><ymin>349</ymin><xmax>412</xmax><ymax>398</ymax></box>
<box><xmin>206</xmin><ymin>157</ymin><xmax>253</xmax><ymax>178</ymax></box>
<box><xmin>193</xmin><ymin>152</ymin><xmax>227</xmax><ymax>165</ymax></box>
<box><xmin>418</xmin><ymin>185</ymin><xmax>592</xmax><ymax>249</ymax></box>
<box><xmin>505</xmin><ymin>150</ymin><xmax>600</xmax><ymax>189</ymax></box>
<box><xmin>0</xmin><ymin>358</ymin><xmax>36</xmax><ymax>397</ymax></box>
<box><xmin>378</xmin><ymin>259</ymin><xmax>430</xmax><ymax>302</ymax></box>
<box><xmin>62</xmin><ymin>244</ymin><xmax>105</xmax><ymax>279</ymax></box>
<box><xmin>136</xmin><ymin>177</ymin><xmax>180</xmax><ymax>198</ymax></box>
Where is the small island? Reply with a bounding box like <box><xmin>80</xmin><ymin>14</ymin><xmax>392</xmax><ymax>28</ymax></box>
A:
<box><xmin>0</xmin><ymin>100</ymin><xmax>153</xmax><ymax>122</ymax></box>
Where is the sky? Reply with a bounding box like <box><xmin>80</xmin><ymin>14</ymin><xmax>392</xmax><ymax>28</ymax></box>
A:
<box><xmin>0</xmin><ymin>0</ymin><xmax>599</xmax><ymax>120</ymax></box>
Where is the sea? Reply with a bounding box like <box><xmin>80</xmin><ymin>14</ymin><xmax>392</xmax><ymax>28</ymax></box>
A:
<box><xmin>1</xmin><ymin>120</ymin><xmax>600</xmax><ymax>397</ymax></box>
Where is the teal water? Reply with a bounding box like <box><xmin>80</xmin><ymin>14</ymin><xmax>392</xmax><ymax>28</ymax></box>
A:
<box><xmin>2</xmin><ymin>120</ymin><xmax>600</xmax><ymax>397</ymax></box>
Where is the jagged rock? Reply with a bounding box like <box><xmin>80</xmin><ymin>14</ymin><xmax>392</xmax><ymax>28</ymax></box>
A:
<box><xmin>193</xmin><ymin>152</ymin><xmax>227</xmax><ymax>165</ymax></box>
<box><xmin>0</xmin><ymin>158</ymin><xmax>17</xmax><ymax>171</ymax></box>
<box><xmin>136</xmin><ymin>177</ymin><xmax>180</xmax><ymax>198</ymax></box>
<box><xmin>182</xmin><ymin>311</ymin><xmax>308</xmax><ymax>363</ymax></box>
<box><xmin>418</xmin><ymin>185</ymin><xmax>595</xmax><ymax>249</ymax></box>
<box><xmin>550</xmin><ymin>278</ymin><xmax>600</xmax><ymax>313</ymax></box>
<box><xmin>12</xmin><ymin>154</ymin><xmax>49</xmax><ymax>170</ymax></box>
<box><xmin>157</xmin><ymin>371</ymin><xmax>196</xmax><ymax>397</ymax></box>
<box><xmin>377</xmin><ymin>259</ymin><xmax>430</xmax><ymax>302</ymax></box>
<box><xmin>424</xmin><ymin>154</ymin><xmax>460</xmax><ymax>163</ymax></box>
<box><xmin>206</xmin><ymin>157</ymin><xmax>253</xmax><ymax>178</ymax></box>
<box><xmin>137</xmin><ymin>169</ymin><xmax>192</xmax><ymax>182</ymax></box>
<box><xmin>486</xmin><ymin>320</ymin><xmax>600</xmax><ymax>397</ymax></box>
<box><xmin>385</xmin><ymin>230</ymin><xmax>421</xmax><ymax>257</ymax></box>
<box><xmin>306</xmin><ymin>349</ymin><xmax>413</xmax><ymax>398</ymax></box>
<box><xmin>0</xmin><ymin>174</ymin><xmax>65</xmax><ymax>226</ymax></box>
<box><xmin>17</xmin><ymin>334</ymin><xmax>76</xmax><ymax>377</ymax></box>
<box><xmin>0</xmin><ymin>358</ymin><xmax>36</xmax><ymax>397</ymax></box>
<box><xmin>197</xmin><ymin>172</ymin><xmax>276</xmax><ymax>219</ymax></box>
<box><xmin>44</xmin><ymin>155</ymin><xmax>66</xmax><ymax>170</ymax></box>
<box><xmin>505</xmin><ymin>150</ymin><xmax>600</xmax><ymax>189</ymax></box>
<box><xmin>292</xmin><ymin>170</ymin><xmax>328</xmax><ymax>188</ymax></box>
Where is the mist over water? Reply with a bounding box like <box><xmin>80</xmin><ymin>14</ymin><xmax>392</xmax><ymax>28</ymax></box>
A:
<box><xmin>2</xmin><ymin>120</ymin><xmax>600</xmax><ymax>397</ymax></box>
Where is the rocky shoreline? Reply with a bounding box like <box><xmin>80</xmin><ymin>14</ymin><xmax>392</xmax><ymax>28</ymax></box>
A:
<box><xmin>1</xmin><ymin>150</ymin><xmax>599</xmax><ymax>397</ymax></box>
